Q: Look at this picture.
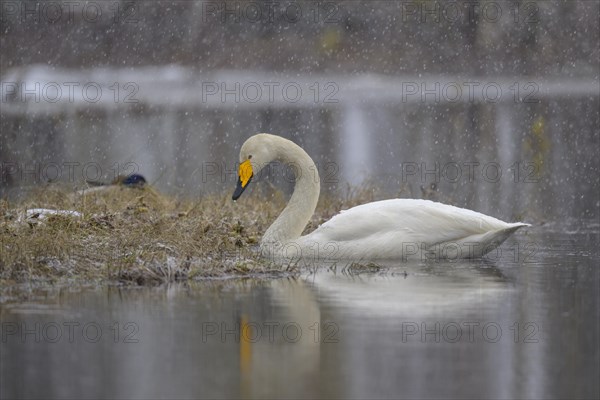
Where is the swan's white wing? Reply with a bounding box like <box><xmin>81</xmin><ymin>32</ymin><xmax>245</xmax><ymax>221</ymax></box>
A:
<box><xmin>305</xmin><ymin>199</ymin><xmax>526</xmax><ymax>257</ymax></box>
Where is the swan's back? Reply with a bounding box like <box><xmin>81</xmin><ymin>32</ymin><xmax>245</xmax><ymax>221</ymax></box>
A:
<box><xmin>303</xmin><ymin>199</ymin><xmax>528</xmax><ymax>259</ymax></box>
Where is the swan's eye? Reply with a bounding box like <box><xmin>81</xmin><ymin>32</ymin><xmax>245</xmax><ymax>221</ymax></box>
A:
<box><xmin>248</xmin><ymin>155</ymin><xmax>252</xmax><ymax>159</ymax></box>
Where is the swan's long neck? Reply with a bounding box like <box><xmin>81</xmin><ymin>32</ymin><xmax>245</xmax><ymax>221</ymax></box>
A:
<box><xmin>261</xmin><ymin>141</ymin><xmax>320</xmax><ymax>246</ymax></box>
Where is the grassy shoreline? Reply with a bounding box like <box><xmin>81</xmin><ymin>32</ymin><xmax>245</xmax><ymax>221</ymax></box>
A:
<box><xmin>1</xmin><ymin>184</ymin><xmax>379</xmax><ymax>297</ymax></box>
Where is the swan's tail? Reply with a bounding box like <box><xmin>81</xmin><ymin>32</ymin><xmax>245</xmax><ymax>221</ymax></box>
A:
<box><xmin>474</xmin><ymin>222</ymin><xmax>530</xmax><ymax>257</ymax></box>
<box><xmin>505</xmin><ymin>222</ymin><xmax>531</xmax><ymax>231</ymax></box>
<box><xmin>445</xmin><ymin>222</ymin><xmax>530</xmax><ymax>258</ymax></box>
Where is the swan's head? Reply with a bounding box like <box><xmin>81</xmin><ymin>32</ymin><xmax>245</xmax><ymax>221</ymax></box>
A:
<box><xmin>232</xmin><ymin>134</ymin><xmax>277</xmax><ymax>200</ymax></box>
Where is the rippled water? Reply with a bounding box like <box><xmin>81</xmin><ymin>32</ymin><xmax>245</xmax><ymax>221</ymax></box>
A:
<box><xmin>1</xmin><ymin>226</ymin><xmax>598</xmax><ymax>399</ymax></box>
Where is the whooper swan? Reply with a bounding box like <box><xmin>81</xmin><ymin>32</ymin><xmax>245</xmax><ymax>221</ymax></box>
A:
<box><xmin>233</xmin><ymin>134</ymin><xmax>529</xmax><ymax>261</ymax></box>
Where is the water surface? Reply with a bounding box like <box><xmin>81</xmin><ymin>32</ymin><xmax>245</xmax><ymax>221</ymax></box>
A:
<box><xmin>1</xmin><ymin>227</ymin><xmax>598</xmax><ymax>399</ymax></box>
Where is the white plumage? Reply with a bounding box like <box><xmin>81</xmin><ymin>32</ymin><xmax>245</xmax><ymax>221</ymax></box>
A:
<box><xmin>300</xmin><ymin>199</ymin><xmax>528</xmax><ymax>260</ymax></box>
<box><xmin>233</xmin><ymin>134</ymin><xmax>529</xmax><ymax>261</ymax></box>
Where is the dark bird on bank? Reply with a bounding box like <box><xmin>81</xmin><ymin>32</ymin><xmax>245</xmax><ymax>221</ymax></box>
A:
<box><xmin>87</xmin><ymin>174</ymin><xmax>147</xmax><ymax>188</ymax></box>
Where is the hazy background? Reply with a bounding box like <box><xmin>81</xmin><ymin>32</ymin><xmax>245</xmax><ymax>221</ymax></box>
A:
<box><xmin>1</xmin><ymin>0</ymin><xmax>599</xmax><ymax>223</ymax></box>
<box><xmin>1</xmin><ymin>3</ymin><xmax>599</xmax><ymax>399</ymax></box>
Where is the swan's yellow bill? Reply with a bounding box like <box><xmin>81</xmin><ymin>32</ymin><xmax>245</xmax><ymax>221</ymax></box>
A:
<box><xmin>232</xmin><ymin>159</ymin><xmax>253</xmax><ymax>200</ymax></box>
<box><xmin>239</xmin><ymin>160</ymin><xmax>253</xmax><ymax>187</ymax></box>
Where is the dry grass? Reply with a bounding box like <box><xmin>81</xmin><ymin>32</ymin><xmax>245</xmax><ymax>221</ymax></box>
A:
<box><xmin>1</xmin><ymin>185</ymin><xmax>282</xmax><ymax>288</ymax></box>
<box><xmin>0</xmin><ymin>183</ymin><xmax>387</xmax><ymax>292</ymax></box>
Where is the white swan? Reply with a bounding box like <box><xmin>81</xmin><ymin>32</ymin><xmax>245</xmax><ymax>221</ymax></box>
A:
<box><xmin>233</xmin><ymin>134</ymin><xmax>529</xmax><ymax>261</ymax></box>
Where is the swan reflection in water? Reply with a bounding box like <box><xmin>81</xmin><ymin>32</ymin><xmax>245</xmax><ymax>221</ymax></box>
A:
<box><xmin>237</xmin><ymin>260</ymin><xmax>511</xmax><ymax>398</ymax></box>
